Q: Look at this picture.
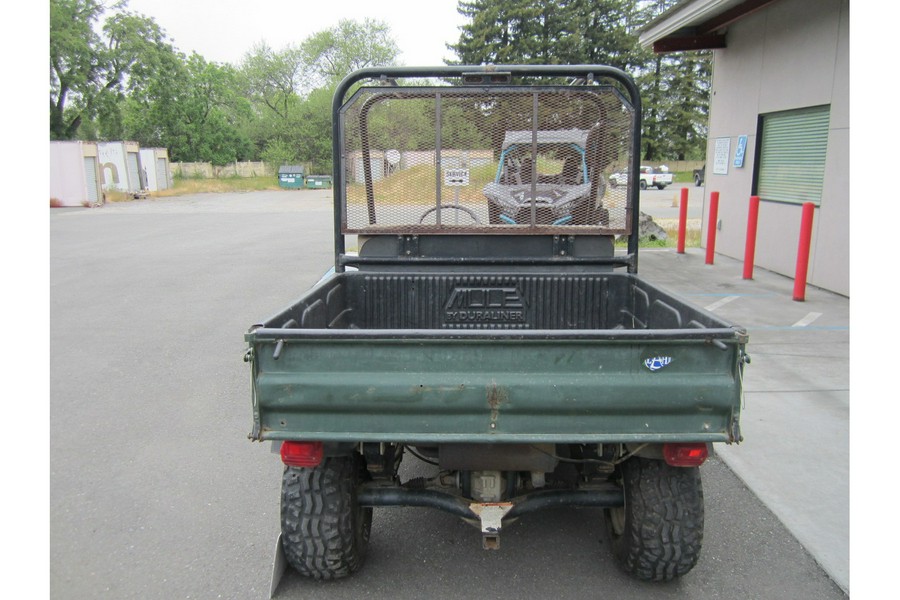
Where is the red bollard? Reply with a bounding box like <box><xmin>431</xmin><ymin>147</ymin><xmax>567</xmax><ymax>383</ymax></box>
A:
<box><xmin>677</xmin><ymin>186</ymin><xmax>689</xmax><ymax>254</ymax></box>
<box><xmin>743</xmin><ymin>195</ymin><xmax>760</xmax><ymax>279</ymax></box>
<box><xmin>705</xmin><ymin>191</ymin><xmax>720</xmax><ymax>265</ymax></box>
<box><xmin>793</xmin><ymin>202</ymin><xmax>816</xmax><ymax>301</ymax></box>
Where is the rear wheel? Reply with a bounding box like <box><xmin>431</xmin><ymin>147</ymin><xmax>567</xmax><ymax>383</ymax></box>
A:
<box><xmin>639</xmin><ymin>180</ymin><xmax>648</xmax><ymax>190</ymax></box>
<box><xmin>280</xmin><ymin>455</ymin><xmax>372</xmax><ymax>580</ymax></box>
<box><xmin>604</xmin><ymin>457</ymin><xmax>704</xmax><ymax>581</ymax></box>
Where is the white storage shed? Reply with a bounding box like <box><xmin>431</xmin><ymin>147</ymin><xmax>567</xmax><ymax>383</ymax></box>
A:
<box><xmin>139</xmin><ymin>147</ymin><xmax>173</xmax><ymax>192</ymax></box>
<box><xmin>49</xmin><ymin>141</ymin><xmax>104</xmax><ymax>207</ymax></box>
<box><xmin>98</xmin><ymin>141</ymin><xmax>143</xmax><ymax>193</ymax></box>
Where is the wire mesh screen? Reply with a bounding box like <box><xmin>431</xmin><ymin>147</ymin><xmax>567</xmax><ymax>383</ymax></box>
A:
<box><xmin>340</xmin><ymin>85</ymin><xmax>634</xmax><ymax>235</ymax></box>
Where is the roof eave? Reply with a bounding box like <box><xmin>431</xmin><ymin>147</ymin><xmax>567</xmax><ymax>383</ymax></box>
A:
<box><xmin>639</xmin><ymin>0</ymin><xmax>782</xmax><ymax>53</ymax></box>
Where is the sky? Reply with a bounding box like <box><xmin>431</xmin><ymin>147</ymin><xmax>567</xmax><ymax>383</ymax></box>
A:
<box><xmin>126</xmin><ymin>0</ymin><xmax>469</xmax><ymax>67</ymax></box>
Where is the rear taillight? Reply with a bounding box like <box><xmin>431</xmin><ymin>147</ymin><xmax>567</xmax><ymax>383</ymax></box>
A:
<box><xmin>280</xmin><ymin>441</ymin><xmax>324</xmax><ymax>467</ymax></box>
<box><xmin>663</xmin><ymin>443</ymin><xmax>708</xmax><ymax>467</ymax></box>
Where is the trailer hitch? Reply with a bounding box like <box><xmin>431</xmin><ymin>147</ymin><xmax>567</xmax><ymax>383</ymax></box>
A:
<box><xmin>470</xmin><ymin>503</ymin><xmax>514</xmax><ymax>550</ymax></box>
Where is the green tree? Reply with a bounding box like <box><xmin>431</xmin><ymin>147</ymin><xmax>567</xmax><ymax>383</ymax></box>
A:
<box><xmin>260</xmin><ymin>138</ymin><xmax>298</xmax><ymax>171</ymax></box>
<box><xmin>452</xmin><ymin>0</ymin><xmax>559</xmax><ymax>64</ymax></box>
<box><xmin>633</xmin><ymin>0</ymin><xmax>711</xmax><ymax>160</ymax></box>
<box><xmin>571</xmin><ymin>0</ymin><xmax>647</xmax><ymax>70</ymax></box>
<box><xmin>240</xmin><ymin>42</ymin><xmax>307</xmax><ymax>121</ymax></box>
<box><xmin>50</xmin><ymin>0</ymin><xmax>172</xmax><ymax>139</ymax></box>
<box><xmin>451</xmin><ymin>0</ymin><xmax>642</xmax><ymax>67</ymax></box>
<box><xmin>450</xmin><ymin>0</ymin><xmax>711</xmax><ymax>161</ymax></box>
<box><xmin>300</xmin><ymin>19</ymin><xmax>400</xmax><ymax>87</ymax></box>
<box><xmin>122</xmin><ymin>52</ymin><xmax>252</xmax><ymax>164</ymax></box>
<box><xmin>290</xmin><ymin>87</ymin><xmax>334</xmax><ymax>173</ymax></box>
<box><xmin>237</xmin><ymin>41</ymin><xmax>308</xmax><ymax>162</ymax></box>
<box><xmin>236</xmin><ymin>20</ymin><xmax>401</xmax><ymax>170</ymax></box>
<box><xmin>638</xmin><ymin>50</ymin><xmax>710</xmax><ymax>160</ymax></box>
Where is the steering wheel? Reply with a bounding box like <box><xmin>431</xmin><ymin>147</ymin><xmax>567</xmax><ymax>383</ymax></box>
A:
<box><xmin>418</xmin><ymin>205</ymin><xmax>482</xmax><ymax>225</ymax></box>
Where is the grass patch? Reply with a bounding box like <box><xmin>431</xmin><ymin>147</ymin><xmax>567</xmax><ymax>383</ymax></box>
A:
<box><xmin>104</xmin><ymin>189</ymin><xmax>136</xmax><ymax>203</ymax></box>
<box><xmin>671</xmin><ymin>170</ymin><xmax>698</xmax><ymax>184</ymax></box>
<box><xmin>347</xmin><ymin>163</ymin><xmax>498</xmax><ymax>206</ymax></box>
<box><xmin>155</xmin><ymin>175</ymin><xmax>282</xmax><ymax>197</ymax></box>
<box><xmin>100</xmin><ymin>175</ymin><xmax>284</xmax><ymax>201</ymax></box>
<box><xmin>615</xmin><ymin>219</ymin><xmax>702</xmax><ymax>248</ymax></box>
<box><xmin>641</xmin><ymin>226</ymin><xmax>701</xmax><ymax>248</ymax></box>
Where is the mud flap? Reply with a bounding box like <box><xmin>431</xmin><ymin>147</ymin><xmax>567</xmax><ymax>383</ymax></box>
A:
<box><xmin>269</xmin><ymin>533</ymin><xmax>287</xmax><ymax>599</ymax></box>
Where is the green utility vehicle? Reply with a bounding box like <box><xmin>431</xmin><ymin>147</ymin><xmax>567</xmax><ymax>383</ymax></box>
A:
<box><xmin>245</xmin><ymin>65</ymin><xmax>748</xmax><ymax>584</ymax></box>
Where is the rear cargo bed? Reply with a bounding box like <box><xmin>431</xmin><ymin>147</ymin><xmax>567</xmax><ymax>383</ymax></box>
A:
<box><xmin>247</xmin><ymin>272</ymin><xmax>746</xmax><ymax>444</ymax></box>
<box><xmin>253</xmin><ymin>271</ymin><xmax>736</xmax><ymax>331</ymax></box>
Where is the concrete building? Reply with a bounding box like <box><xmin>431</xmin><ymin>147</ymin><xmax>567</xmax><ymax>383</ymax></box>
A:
<box><xmin>98</xmin><ymin>141</ymin><xmax>143</xmax><ymax>194</ymax></box>
<box><xmin>640</xmin><ymin>0</ymin><xmax>849</xmax><ymax>296</ymax></box>
<box><xmin>139</xmin><ymin>148</ymin><xmax>173</xmax><ymax>192</ymax></box>
<box><xmin>49</xmin><ymin>141</ymin><xmax>103</xmax><ymax>207</ymax></box>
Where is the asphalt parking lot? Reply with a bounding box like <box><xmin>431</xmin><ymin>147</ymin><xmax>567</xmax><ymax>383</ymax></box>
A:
<box><xmin>636</xmin><ymin>182</ymin><xmax>705</xmax><ymax>221</ymax></box>
<box><xmin>49</xmin><ymin>189</ymin><xmax>848</xmax><ymax>599</ymax></box>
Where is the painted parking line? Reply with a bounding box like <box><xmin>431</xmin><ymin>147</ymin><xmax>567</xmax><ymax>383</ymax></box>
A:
<box><xmin>704</xmin><ymin>295</ymin><xmax>739</xmax><ymax>312</ymax></box>
<box><xmin>740</xmin><ymin>313</ymin><xmax>845</xmax><ymax>331</ymax></box>
<box><xmin>684</xmin><ymin>292</ymin><xmax>777</xmax><ymax>299</ymax></box>
<box><xmin>792</xmin><ymin>312</ymin><xmax>823</xmax><ymax>328</ymax></box>
<box><xmin>750</xmin><ymin>325</ymin><xmax>848</xmax><ymax>331</ymax></box>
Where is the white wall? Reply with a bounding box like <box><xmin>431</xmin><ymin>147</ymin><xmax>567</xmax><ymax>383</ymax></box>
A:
<box><xmin>98</xmin><ymin>142</ymin><xmax>142</xmax><ymax>193</ymax></box>
<box><xmin>703</xmin><ymin>0</ymin><xmax>849</xmax><ymax>296</ymax></box>
<box><xmin>98</xmin><ymin>142</ymin><xmax>129</xmax><ymax>192</ymax></box>
<box><xmin>50</xmin><ymin>142</ymin><xmax>101</xmax><ymax>207</ymax></box>
<box><xmin>139</xmin><ymin>149</ymin><xmax>158</xmax><ymax>191</ymax></box>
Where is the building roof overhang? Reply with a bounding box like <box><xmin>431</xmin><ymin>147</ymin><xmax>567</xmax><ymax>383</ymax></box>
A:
<box><xmin>639</xmin><ymin>0</ymin><xmax>783</xmax><ymax>53</ymax></box>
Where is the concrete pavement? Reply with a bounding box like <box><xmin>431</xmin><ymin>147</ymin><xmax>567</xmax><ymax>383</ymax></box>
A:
<box><xmin>637</xmin><ymin>246</ymin><xmax>849</xmax><ymax>594</ymax></box>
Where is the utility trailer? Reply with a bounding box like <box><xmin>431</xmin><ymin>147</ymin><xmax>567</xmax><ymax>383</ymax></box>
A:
<box><xmin>245</xmin><ymin>65</ymin><xmax>748</xmax><ymax>584</ymax></box>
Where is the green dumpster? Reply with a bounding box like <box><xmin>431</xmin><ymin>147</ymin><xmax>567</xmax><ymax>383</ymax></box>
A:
<box><xmin>278</xmin><ymin>165</ymin><xmax>305</xmax><ymax>189</ymax></box>
<box><xmin>304</xmin><ymin>175</ymin><xmax>332</xmax><ymax>189</ymax></box>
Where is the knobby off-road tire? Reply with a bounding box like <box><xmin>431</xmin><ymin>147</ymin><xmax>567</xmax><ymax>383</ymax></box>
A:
<box><xmin>604</xmin><ymin>457</ymin><xmax>704</xmax><ymax>582</ymax></box>
<box><xmin>280</xmin><ymin>455</ymin><xmax>372</xmax><ymax>580</ymax></box>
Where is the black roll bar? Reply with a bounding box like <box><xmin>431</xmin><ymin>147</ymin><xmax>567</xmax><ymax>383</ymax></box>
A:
<box><xmin>330</xmin><ymin>65</ymin><xmax>643</xmax><ymax>273</ymax></box>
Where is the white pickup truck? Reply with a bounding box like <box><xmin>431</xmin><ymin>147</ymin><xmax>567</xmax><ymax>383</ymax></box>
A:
<box><xmin>609</xmin><ymin>165</ymin><xmax>673</xmax><ymax>190</ymax></box>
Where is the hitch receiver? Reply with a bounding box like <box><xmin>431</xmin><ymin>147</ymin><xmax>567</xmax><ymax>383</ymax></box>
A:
<box><xmin>469</xmin><ymin>502</ymin><xmax>514</xmax><ymax>550</ymax></box>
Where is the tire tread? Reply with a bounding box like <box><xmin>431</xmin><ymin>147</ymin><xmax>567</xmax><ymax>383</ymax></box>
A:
<box><xmin>608</xmin><ymin>457</ymin><xmax>704</xmax><ymax>581</ymax></box>
<box><xmin>280</xmin><ymin>456</ymin><xmax>371</xmax><ymax>580</ymax></box>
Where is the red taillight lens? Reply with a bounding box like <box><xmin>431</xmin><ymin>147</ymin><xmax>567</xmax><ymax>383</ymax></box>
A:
<box><xmin>663</xmin><ymin>443</ymin><xmax>709</xmax><ymax>467</ymax></box>
<box><xmin>280</xmin><ymin>441</ymin><xmax>324</xmax><ymax>467</ymax></box>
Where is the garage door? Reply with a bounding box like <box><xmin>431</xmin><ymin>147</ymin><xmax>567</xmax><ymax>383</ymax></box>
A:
<box><xmin>126</xmin><ymin>152</ymin><xmax>141</xmax><ymax>192</ymax></box>
<box><xmin>84</xmin><ymin>156</ymin><xmax>100</xmax><ymax>204</ymax></box>
<box><xmin>156</xmin><ymin>158</ymin><xmax>169</xmax><ymax>190</ymax></box>
<box><xmin>757</xmin><ymin>105</ymin><xmax>830</xmax><ymax>205</ymax></box>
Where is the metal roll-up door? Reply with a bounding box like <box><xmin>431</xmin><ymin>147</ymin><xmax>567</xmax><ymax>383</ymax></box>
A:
<box><xmin>156</xmin><ymin>158</ymin><xmax>169</xmax><ymax>190</ymax></box>
<box><xmin>126</xmin><ymin>151</ymin><xmax>141</xmax><ymax>192</ymax></box>
<box><xmin>84</xmin><ymin>156</ymin><xmax>100</xmax><ymax>204</ymax></box>
<box><xmin>757</xmin><ymin>105</ymin><xmax>830</xmax><ymax>205</ymax></box>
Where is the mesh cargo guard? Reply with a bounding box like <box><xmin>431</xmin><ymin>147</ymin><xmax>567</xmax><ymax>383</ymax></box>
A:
<box><xmin>338</xmin><ymin>80</ymin><xmax>636</xmax><ymax>236</ymax></box>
